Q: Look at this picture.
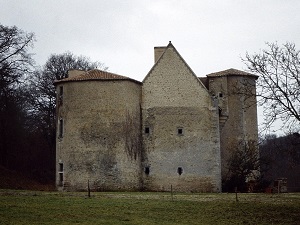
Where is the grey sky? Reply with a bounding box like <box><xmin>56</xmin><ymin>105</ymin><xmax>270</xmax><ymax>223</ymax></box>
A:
<box><xmin>1</xmin><ymin>0</ymin><xmax>300</xmax><ymax>133</ymax></box>
<box><xmin>2</xmin><ymin>0</ymin><xmax>300</xmax><ymax>81</ymax></box>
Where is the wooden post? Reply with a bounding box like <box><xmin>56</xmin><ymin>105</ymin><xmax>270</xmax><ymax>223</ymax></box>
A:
<box><xmin>88</xmin><ymin>180</ymin><xmax>91</xmax><ymax>198</ymax></box>
<box><xmin>171</xmin><ymin>185</ymin><xmax>173</xmax><ymax>201</ymax></box>
<box><xmin>235</xmin><ymin>187</ymin><xmax>238</xmax><ymax>202</ymax></box>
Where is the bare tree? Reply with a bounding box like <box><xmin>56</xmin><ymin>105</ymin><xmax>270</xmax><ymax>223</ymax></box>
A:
<box><xmin>29</xmin><ymin>52</ymin><xmax>108</xmax><ymax>135</ymax></box>
<box><xmin>243</xmin><ymin>42</ymin><xmax>300</xmax><ymax>133</ymax></box>
<box><xmin>0</xmin><ymin>24</ymin><xmax>35</xmax><ymax>86</ymax></box>
<box><xmin>29</xmin><ymin>52</ymin><xmax>108</xmax><ymax>139</ymax></box>
<box><xmin>223</xmin><ymin>140</ymin><xmax>260</xmax><ymax>192</ymax></box>
<box><xmin>0</xmin><ymin>24</ymin><xmax>35</xmax><ymax>168</ymax></box>
<box><xmin>44</xmin><ymin>52</ymin><xmax>108</xmax><ymax>80</ymax></box>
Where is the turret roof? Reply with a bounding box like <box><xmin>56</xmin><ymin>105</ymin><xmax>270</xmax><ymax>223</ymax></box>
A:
<box><xmin>206</xmin><ymin>68</ymin><xmax>258</xmax><ymax>78</ymax></box>
<box><xmin>54</xmin><ymin>69</ymin><xmax>141</xmax><ymax>84</ymax></box>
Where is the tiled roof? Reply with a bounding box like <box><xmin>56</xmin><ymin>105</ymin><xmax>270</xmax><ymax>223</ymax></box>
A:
<box><xmin>206</xmin><ymin>68</ymin><xmax>258</xmax><ymax>78</ymax></box>
<box><xmin>54</xmin><ymin>69</ymin><xmax>140</xmax><ymax>84</ymax></box>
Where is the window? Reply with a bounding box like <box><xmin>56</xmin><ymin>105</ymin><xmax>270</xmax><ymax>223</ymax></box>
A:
<box><xmin>58</xmin><ymin>162</ymin><xmax>64</xmax><ymax>186</ymax></box>
<box><xmin>59</xmin><ymin>86</ymin><xmax>63</xmax><ymax>104</ymax></box>
<box><xmin>59</xmin><ymin>119</ymin><xmax>63</xmax><ymax>138</ymax></box>
<box><xmin>145</xmin><ymin>127</ymin><xmax>150</xmax><ymax>134</ymax></box>
<box><xmin>177</xmin><ymin>167</ymin><xmax>183</xmax><ymax>175</ymax></box>
<box><xmin>59</xmin><ymin>162</ymin><xmax>63</xmax><ymax>172</ymax></box>
<box><xmin>145</xmin><ymin>166</ymin><xmax>150</xmax><ymax>175</ymax></box>
<box><xmin>219</xmin><ymin>92</ymin><xmax>223</xmax><ymax>98</ymax></box>
<box><xmin>59</xmin><ymin>86</ymin><xmax>63</xmax><ymax>96</ymax></box>
<box><xmin>177</xmin><ymin>128</ymin><xmax>183</xmax><ymax>135</ymax></box>
<box><xmin>59</xmin><ymin>173</ymin><xmax>63</xmax><ymax>186</ymax></box>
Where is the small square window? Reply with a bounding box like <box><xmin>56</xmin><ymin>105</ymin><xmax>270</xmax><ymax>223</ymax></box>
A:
<box><xmin>177</xmin><ymin>128</ymin><xmax>183</xmax><ymax>135</ymax></box>
<box><xmin>177</xmin><ymin>167</ymin><xmax>183</xmax><ymax>175</ymax></box>
<box><xmin>219</xmin><ymin>92</ymin><xmax>223</xmax><ymax>98</ymax></box>
<box><xmin>145</xmin><ymin>167</ymin><xmax>150</xmax><ymax>175</ymax></box>
<box><xmin>145</xmin><ymin>127</ymin><xmax>150</xmax><ymax>134</ymax></box>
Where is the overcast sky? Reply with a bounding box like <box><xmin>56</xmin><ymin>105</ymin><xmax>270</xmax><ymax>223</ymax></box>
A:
<box><xmin>1</xmin><ymin>0</ymin><xmax>300</xmax><ymax>133</ymax></box>
<box><xmin>2</xmin><ymin>0</ymin><xmax>300</xmax><ymax>81</ymax></box>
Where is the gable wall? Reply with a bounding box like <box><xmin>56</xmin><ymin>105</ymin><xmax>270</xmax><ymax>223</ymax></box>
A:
<box><xmin>143</xmin><ymin>47</ymin><xmax>211</xmax><ymax>109</ymax></box>
<box><xmin>142</xmin><ymin>46</ymin><xmax>221</xmax><ymax>192</ymax></box>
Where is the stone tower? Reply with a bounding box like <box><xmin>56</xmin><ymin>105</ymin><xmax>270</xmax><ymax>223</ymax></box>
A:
<box><xmin>206</xmin><ymin>69</ymin><xmax>258</xmax><ymax>181</ymax></box>
<box><xmin>55</xmin><ymin>70</ymin><xmax>142</xmax><ymax>191</ymax></box>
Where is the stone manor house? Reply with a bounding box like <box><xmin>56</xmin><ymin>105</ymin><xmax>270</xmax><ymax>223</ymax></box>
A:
<box><xmin>55</xmin><ymin>42</ymin><xmax>258</xmax><ymax>192</ymax></box>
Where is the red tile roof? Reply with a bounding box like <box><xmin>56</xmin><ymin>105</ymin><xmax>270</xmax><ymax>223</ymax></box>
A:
<box><xmin>54</xmin><ymin>69</ymin><xmax>141</xmax><ymax>84</ymax></box>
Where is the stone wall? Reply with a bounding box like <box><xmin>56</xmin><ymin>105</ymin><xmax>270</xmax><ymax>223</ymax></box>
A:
<box><xmin>54</xmin><ymin>43</ymin><xmax>258</xmax><ymax>193</ymax></box>
<box><xmin>56</xmin><ymin>80</ymin><xmax>142</xmax><ymax>191</ymax></box>
<box><xmin>209</xmin><ymin>75</ymin><xmax>258</xmax><ymax>180</ymax></box>
<box><xmin>142</xmin><ymin>44</ymin><xmax>221</xmax><ymax>192</ymax></box>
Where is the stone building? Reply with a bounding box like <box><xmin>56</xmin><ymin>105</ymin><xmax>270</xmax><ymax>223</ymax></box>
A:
<box><xmin>55</xmin><ymin>42</ymin><xmax>258</xmax><ymax>192</ymax></box>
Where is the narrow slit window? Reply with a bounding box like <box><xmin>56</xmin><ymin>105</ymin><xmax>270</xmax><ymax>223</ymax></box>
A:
<box><xmin>219</xmin><ymin>92</ymin><xmax>223</xmax><ymax>98</ymax></box>
<box><xmin>59</xmin><ymin>163</ymin><xmax>63</xmax><ymax>172</ymax></box>
<box><xmin>59</xmin><ymin>86</ymin><xmax>63</xmax><ymax>104</ymax></box>
<box><xmin>59</xmin><ymin>173</ymin><xmax>63</xmax><ymax>186</ymax></box>
<box><xmin>59</xmin><ymin>119</ymin><xmax>63</xmax><ymax>138</ymax></box>
<box><xmin>59</xmin><ymin>86</ymin><xmax>63</xmax><ymax>97</ymax></box>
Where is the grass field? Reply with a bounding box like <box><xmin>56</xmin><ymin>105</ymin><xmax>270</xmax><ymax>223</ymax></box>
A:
<box><xmin>0</xmin><ymin>190</ymin><xmax>299</xmax><ymax>225</ymax></box>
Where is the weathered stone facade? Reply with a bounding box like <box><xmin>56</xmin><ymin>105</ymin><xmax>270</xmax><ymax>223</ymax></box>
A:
<box><xmin>207</xmin><ymin>70</ymin><xmax>258</xmax><ymax>180</ymax></box>
<box><xmin>55</xmin><ymin>42</ymin><xmax>258</xmax><ymax>192</ymax></box>
<box><xmin>55</xmin><ymin>72</ymin><xmax>142</xmax><ymax>191</ymax></box>
<box><xmin>142</xmin><ymin>45</ymin><xmax>221</xmax><ymax>192</ymax></box>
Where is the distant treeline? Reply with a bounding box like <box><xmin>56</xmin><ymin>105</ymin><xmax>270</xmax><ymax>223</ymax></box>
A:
<box><xmin>260</xmin><ymin>133</ymin><xmax>300</xmax><ymax>192</ymax></box>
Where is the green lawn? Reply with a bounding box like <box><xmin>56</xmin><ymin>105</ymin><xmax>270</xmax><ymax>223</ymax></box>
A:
<box><xmin>0</xmin><ymin>190</ymin><xmax>299</xmax><ymax>224</ymax></box>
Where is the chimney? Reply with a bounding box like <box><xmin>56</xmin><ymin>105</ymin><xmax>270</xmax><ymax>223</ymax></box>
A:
<box><xmin>68</xmin><ymin>69</ymin><xmax>85</xmax><ymax>78</ymax></box>
<box><xmin>154</xmin><ymin>46</ymin><xmax>167</xmax><ymax>63</ymax></box>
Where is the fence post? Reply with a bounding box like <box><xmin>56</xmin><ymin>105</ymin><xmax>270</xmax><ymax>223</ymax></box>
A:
<box><xmin>88</xmin><ymin>180</ymin><xmax>91</xmax><ymax>198</ymax></box>
<box><xmin>235</xmin><ymin>187</ymin><xmax>238</xmax><ymax>202</ymax></box>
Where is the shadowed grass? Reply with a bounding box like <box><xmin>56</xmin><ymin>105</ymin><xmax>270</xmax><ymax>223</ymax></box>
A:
<box><xmin>0</xmin><ymin>190</ymin><xmax>299</xmax><ymax>224</ymax></box>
